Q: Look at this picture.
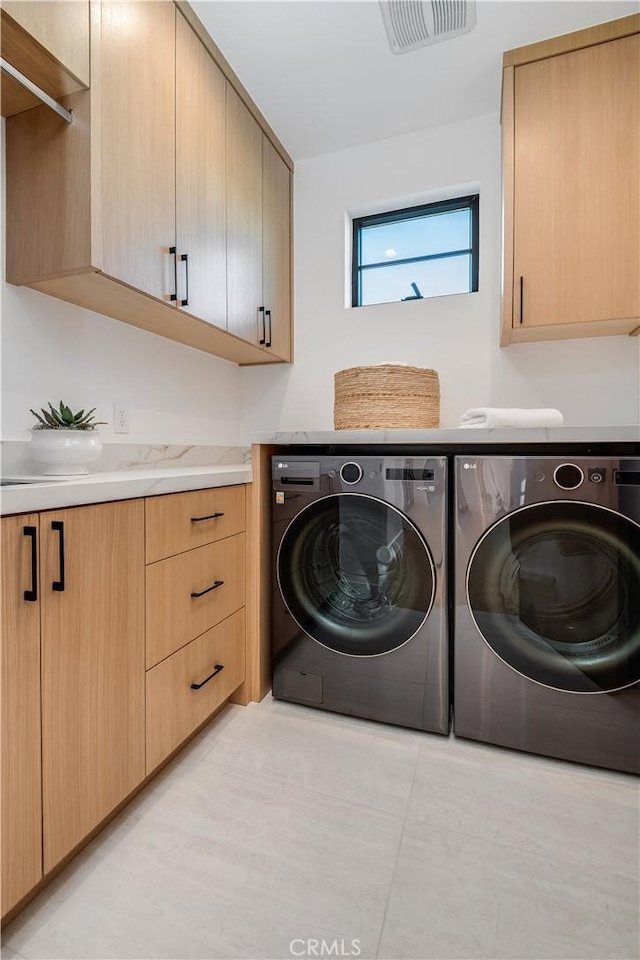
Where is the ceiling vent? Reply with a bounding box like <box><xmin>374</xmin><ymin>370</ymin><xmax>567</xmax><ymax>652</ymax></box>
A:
<box><xmin>379</xmin><ymin>0</ymin><xmax>477</xmax><ymax>54</ymax></box>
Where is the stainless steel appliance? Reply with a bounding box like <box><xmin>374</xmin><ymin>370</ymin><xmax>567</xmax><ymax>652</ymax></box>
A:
<box><xmin>271</xmin><ymin>454</ymin><xmax>449</xmax><ymax>733</ymax></box>
<box><xmin>454</xmin><ymin>455</ymin><xmax>640</xmax><ymax>773</ymax></box>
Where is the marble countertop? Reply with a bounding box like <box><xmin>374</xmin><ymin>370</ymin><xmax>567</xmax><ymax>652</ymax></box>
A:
<box><xmin>0</xmin><ymin>464</ymin><xmax>252</xmax><ymax>516</ymax></box>
<box><xmin>253</xmin><ymin>425</ymin><xmax>640</xmax><ymax>445</ymax></box>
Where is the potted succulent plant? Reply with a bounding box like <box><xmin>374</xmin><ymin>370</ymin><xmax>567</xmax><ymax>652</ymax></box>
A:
<box><xmin>28</xmin><ymin>401</ymin><xmax>107</xmax><ymax>476</ymax></box>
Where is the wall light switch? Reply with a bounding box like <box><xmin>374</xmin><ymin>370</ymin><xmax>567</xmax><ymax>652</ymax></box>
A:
<box><xmin>114</xmin><ymin>404</ymin><xmax>130</xmax><ymax>434</ymax></box>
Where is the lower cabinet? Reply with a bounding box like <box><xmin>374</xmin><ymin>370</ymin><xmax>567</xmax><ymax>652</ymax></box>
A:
<box><xmin>146</xmin><ymin>609</ymin><xmax>245</xmax><ymax>773</ymax></box>
<box><xmin>40</xmin><ymin>500</ymin><xmax>146</xmax><ymax>872</ymax></box>
<box><xmin>144</xmin><ymin>484</ymin><xmax>247</xmax><ymax>772</ymax></box>
<box><xmin>1</xmin><ymin>484</ymin><xmax>248</xmax><ymax>919</ymax></box>
<box><xmin>1</xmin><ymin>515</ymin><xmax>42</xmax><ymax>915</ymax></box>
<box><xmin>146</xmin><ymin>532</ymin><xmax>246</xmax><ymax>668</ymax></box>
<box><xmin>1</xmin><ymin>501</ymin><xmax>145</xmax><ymax>912</ymax></box>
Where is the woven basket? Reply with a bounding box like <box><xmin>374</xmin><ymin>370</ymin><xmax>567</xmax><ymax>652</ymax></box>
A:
<box><xmin>334</xmin><ymin>365</ymin><xmax>440</xmax><ymax>430</ymax></box>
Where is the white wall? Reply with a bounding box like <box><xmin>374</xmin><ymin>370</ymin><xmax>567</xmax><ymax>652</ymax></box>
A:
<box><xmin>0</xmin><ymin>120</ymin><xmax>245</xmax><ymax>446</ymax></box>
<box><xmin>243</xmin><ymin>113</ymin><xmax>638</xmax><ymax>432</ymax></box>
<box><xmin>3</xmin><ymin>110</ymin><xmax>637</xmax><ymax>446</ymax></box>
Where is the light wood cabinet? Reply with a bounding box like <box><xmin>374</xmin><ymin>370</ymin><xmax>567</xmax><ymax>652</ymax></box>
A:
<box><xmin>146</xmin><ymin>533</ymin><xmax>246</xmax><ymax>668</ymax></box>
<box><xmin>146</xmin><ymin>609</ymin><xmax>245</xmax><ymax>773</ymax></box>
<box><xmin>4</xmin><ymin>1</ymin><xmax>293</xmax><ymax>366</ymax></box>
<box><xmin>263</xmin><ymin>136</ymin><xmax>293</xmax><ymax>362</ymax></box>
<box><xmin>145</xmin><ymin>484</ymin><xmax>246</xmax><ymax>563</ymax></box>
<box><xmin>2</xmin><ymin>481</ymin><xmax>252</xmax><ymax>920</ymax></box>
<box><xmin>100</xmin><ymin>0</ymin><xmax>176</xmax><ymax>301</ymax></box>
<box><xmin>5</xmin><ymin>2</ymin><xmax>176</xmax><ymax>298</ymax></box>
<box><xmin>144</xmin><ymin>486</ymin><xmax>247</xmax><ymax>771</ymax></box>
<box><xmin>1</xmin><ymin>499</ymin><xmax>145</xmax><ymax>914</ymax></box>
<box><xmin>1</xmin><ymin>516</ymin><xmax>42</xmax><ymax>915</ymax></box>
<box><xmin>501</xmin><ymin>15</ymin><xmax>640</xmax><ymax>344</ymax></box>
<box><xmin>226</xmin><ymin>87</ymin><xmax>293</xmax><ymax>361</ymax></box>
<box><xmin>1</xmin><ymin>0</ymin><xmax>89</xmax><ymax>118</ymax></box>
<box><xmin>226</xmin><ymin>84</ymin><xmax>264</xmax><ymax>348</ymax></box>
<box><xmin>40</xmin><ymin>501</ymin><xmax>145</xmax><ymax>871</ymax></box>
<box><xmin>175</xmin><ymin>10</ymin><xmax>226</xmax><ymax>326</ymax></box>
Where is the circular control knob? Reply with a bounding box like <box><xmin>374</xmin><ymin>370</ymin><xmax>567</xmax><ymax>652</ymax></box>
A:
<box><xmin>553</xmin><ymin>463</ymin><xmax>584</xmax><ymax>490</ymax></box>
<box><xmin>589</xmin><ymin>470</ymin><xmax>604</xmax><ymax>484</ymax></box>
<box><xmin>340</xmin><ymin>461</ymin><xmax>363</xmax><ymax>485</ymax></box>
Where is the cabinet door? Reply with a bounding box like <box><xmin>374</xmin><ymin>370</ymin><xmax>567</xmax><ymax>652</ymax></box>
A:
<box><xmin>1</xmin><ymin>516</ymin><xmax>42</xmax><ymax>915</ymax></box>
<box><xmin>226</xmin><ymin>85</ymin><xmax>263</xmax><ymax>346</ymax></box>
<box><xmin>100</xmin><ymin>1</ymin><xmax>176</xmax><ymax>302</ymax></box>
<box><xmin>513</xmin><ymin>33</ymin><xmax>640</xmax><ymax>328</ymax></box>
<box><xmin>40</xmin><ymin>501</ymin><xmax>145</xmax><ymax>872</ymax></box>
<box><xmin>2</xmin><ymin>1</ymin><xmax>90</xmax><ymax>87</ymax></box>
<box><xmin>262</xmin><ymin>137</ymin><xmax>292</xmax><ymax>362</ymax></box>
<box><xmin>175</xmin><ymin>13</ymin><xmax>226</xmax><ymax>327</ymax></box>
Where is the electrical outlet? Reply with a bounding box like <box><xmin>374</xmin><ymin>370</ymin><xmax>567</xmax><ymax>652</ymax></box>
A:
<box><xmin>114</xmin><ymin>404</ymin><xmax>130</xmax><ymax>434</ymax></box>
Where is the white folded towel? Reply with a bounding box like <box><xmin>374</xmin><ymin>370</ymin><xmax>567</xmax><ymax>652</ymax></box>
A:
<box><xmin>459</xmin><ymin>407</ymin><xmax>564</xmax><ymax>429</ymax></box>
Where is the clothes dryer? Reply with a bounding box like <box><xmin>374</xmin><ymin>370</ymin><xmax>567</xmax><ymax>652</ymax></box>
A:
<box><xmin>271</xmin><ymin>455</ymin><xmax>449</xmax><ymax>733</ymax></box>
<box><xmin>454</xmin><ymin>455</ymin><xmax>640</xmax><ymax>773</ymax></box>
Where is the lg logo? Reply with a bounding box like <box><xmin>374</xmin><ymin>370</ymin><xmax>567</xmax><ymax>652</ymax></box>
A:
<box><xmin>462</xmin><ymin>462</ymin><xmax>478</xmax><ymax>470</ymax></box>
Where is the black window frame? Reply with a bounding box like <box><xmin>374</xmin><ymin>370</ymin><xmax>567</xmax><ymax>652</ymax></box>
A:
<box><xmin>351</xmin><ymin>194</ymin><xmax>479</xmax><ymax>308</ymax></box>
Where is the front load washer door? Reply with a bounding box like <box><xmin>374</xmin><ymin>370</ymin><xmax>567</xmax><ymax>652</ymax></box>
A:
<box><xmin>467</xmin><ymin>501</ymin><xmax>640</xmax><ymax>693</ymax></box>
<box><xmin>277</xmin><ymin>493</ymin><xmax>435</xmax><ymax>657</ymax></box>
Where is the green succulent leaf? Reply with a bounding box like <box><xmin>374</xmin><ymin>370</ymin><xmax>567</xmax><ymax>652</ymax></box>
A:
<box><xmin>48</xmin><ymin>402</ymin><xmax>63</xmax><ymax>424</ymax></box>
<box><xmin>32</xmin><ymin>401</ymin><xmax>103</xmax><ymax>430</ymax></box>
<box><xmin>43</xmin><ymin>408</ymin><xmax>60</xmax><ymax>427</ymax></box>
<box><xmin>30</xmin><ymin>409</ymin><xmax>48</xmax><ymax>427</ymax></box>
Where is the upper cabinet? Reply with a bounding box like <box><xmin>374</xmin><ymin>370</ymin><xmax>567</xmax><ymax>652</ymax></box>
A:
<box><xmin>262</xmin><ymin>136</ymin><xmax>293</xmax><ymax>362</ymax></box>
<box><xmin>1</xmin><ymin>0</ymin><xmax>89</xmax><ymax>118</ymax></box>
<box><xmin>226</xmin><ymin>85</ymin><xmax>264</xmax><ymax>350</ymax></box>
<box><xmin>226</xmin><ymin>88</ymin><xmax>293</xmax><ymax>362</ymax></box>
<box><xmin>175</xmin><ymin>10</ymin><xmax>226</xmax><ymax>326</ymax></box>
<box><xmin>100</xmin><ymin>0</ymin><xmax>176</xmax><ymax>301</ymax></box>
<box><xmin>501</xmin><ymin>15</ymin><xmax>640</xmax><ymax>344</ymax></box>
<box><xmin>4</xmin><ymin>1</ymin><xmax>293</xmax><ymax>367</ymax></box>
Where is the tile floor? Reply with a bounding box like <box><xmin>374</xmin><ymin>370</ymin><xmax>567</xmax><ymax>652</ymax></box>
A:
<box><xmin>2</xmin><ymin>696</ymin><xmax>639</xmax><ymax>960</ymax></box>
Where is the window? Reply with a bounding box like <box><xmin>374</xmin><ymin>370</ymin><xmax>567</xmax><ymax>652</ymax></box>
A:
<box><xmin>351</xmin><ymin>195</ymin><xmax>479</xmax><ymax>308</ymax></box>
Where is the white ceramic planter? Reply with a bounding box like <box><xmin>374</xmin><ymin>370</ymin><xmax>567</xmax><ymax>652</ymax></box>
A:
<box><xmin>28</xmin><ymin>429</ymin><xmax>103</xmax><ymax>476</ymax></box>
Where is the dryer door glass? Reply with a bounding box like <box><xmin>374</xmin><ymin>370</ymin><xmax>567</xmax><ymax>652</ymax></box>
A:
<box><xmin>467</xmin><ymin>501</ymin><xmax>640</xmax><ymax>693</ymax></box>
<box><xmin>277</xmin><ymin>493</ymin><xmax>435</xmax><ymax>656</ymax></box>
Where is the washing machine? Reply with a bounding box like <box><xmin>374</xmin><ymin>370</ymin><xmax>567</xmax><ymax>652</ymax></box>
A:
<box><xmin>454</xmin><ymin>455</ymin><xmax>640</xmax><ymax>774</ymax></box>
<box><xmin>271</xmin><ymin>454</ymin><xmax>449</xmax><ymax>734</ymax></box>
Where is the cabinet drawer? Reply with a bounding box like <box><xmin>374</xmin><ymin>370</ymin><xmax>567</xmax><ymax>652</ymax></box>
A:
<box><xmin>146</xmin><ymin>532</ymin><xmax>245</xmax><ymax>668</ymax></box>
<box><xmin>145</xmin><ymin>485</ymin><xmax>246</xmax><ymax>563</ymax></box>
<box><xmin>146</xmin><ymin>609</ymin><xmax>245</xmax><ymax>773</ymax></box>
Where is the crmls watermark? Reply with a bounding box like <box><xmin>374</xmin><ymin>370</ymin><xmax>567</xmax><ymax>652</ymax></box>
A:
<box><xmin>289</xmin><ymin>938</ymin><xmax>362</xmax><ymax>957</ymax></box>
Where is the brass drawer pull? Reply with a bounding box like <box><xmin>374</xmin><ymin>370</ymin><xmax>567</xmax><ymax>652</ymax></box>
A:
<box><xmin>190</xmin><ymin>512</ymin><xmax>225</xmax><ymax>523</ymax></box>
<box><xmin>190</xmin><ymin>663</ymin><xmax>224</xmax><ymax>690</ymax></box>
<box><xmin>190</xmin><ymin>579</ymin><xmax>224</xmax><ymax>599</ymax></box>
